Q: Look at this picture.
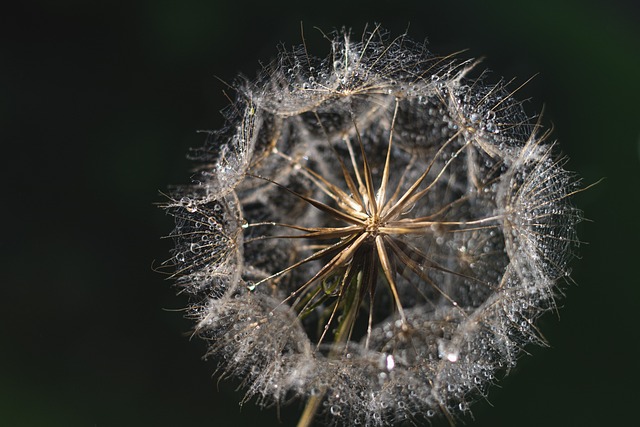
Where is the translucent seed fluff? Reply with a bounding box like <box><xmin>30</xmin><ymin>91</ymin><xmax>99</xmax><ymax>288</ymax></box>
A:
<box><xmin>163</xmin><ymin>27</ymin><xmax>581</xmax><ymax>426</ymax></box>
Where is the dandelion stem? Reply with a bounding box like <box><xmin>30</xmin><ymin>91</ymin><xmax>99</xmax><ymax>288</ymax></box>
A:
<box><xmin>297</xmin><ymin>272</ymin><xmax>363</xmax><ymax>427</ymax></box>
<box><xmin>297</xmin><ymin>395</ymin><xmax>322</xmax><ymax>427</ymax></box>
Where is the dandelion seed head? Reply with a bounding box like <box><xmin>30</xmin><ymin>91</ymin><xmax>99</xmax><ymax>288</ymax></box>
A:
<box><xmin>162</xmin><ymin>26</ymin><xmax>581</xmax><ymax>426</ymax></box>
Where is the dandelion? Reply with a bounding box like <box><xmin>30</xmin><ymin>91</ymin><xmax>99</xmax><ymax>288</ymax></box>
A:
<box><xmin>163</xmin><ymin>25</ymin><xmax>581</xmax><ymax>426</ymax></box>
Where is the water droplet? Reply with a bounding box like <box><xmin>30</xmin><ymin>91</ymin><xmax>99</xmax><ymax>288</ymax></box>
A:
<box><xmin>386</xmin><ymin>354</ymin><xmax>395</xmax><ymax>371</ymax></box>
<box><xmin>438</xmin><ymin>339</ymin><xmax>459</xmax><ymax>362</ymax></box>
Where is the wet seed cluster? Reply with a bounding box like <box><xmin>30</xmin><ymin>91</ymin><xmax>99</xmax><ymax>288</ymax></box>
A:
<box><xmin>163</xmin><ymin>27</ymin><xmax>581</xmax><ymax>426</ymax></box>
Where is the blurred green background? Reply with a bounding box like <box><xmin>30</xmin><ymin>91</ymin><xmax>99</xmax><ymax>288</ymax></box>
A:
<box><xmin>1</xmin><ymin>0</ymin><xmax>638</xmax><ymax>426</ymax></box>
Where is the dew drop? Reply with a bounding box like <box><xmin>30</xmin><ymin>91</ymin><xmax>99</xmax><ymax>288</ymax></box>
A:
<box><xmin>438</xmin><ymin>339</ymin><xmax>459</xmax><ymax>362</ymax></box>
<box><xmin>386</xmin><ymin>354</ymin><xmax>395</xmax><ymax>371</ymax></box>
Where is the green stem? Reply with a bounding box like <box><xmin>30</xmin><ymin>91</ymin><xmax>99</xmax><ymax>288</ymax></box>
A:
<box><xmin>296</xmin><ymin>272</ymin><xmax>362</xmax><ymax>427</ymax></box>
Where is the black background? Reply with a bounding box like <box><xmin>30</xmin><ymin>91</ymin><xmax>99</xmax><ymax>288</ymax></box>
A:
<box><xmin>1</xmin><ymin>0</ymin><xmax>639</xmax><ymax>426</ymax></box>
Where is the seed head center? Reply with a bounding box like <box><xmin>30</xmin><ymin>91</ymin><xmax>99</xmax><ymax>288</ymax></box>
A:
<box><xmin>364</xmin><ymin>214</ymin><xmax>383</xmax><ymax>236</ymax></box>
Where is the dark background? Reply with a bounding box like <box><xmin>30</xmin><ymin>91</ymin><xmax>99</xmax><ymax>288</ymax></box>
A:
<box><xmin>1</xmin><ymin>0</ymin><xmax>638</xmax><ymax>426</ymax></box>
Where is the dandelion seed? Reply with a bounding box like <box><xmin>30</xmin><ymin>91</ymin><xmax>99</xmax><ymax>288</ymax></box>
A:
<box><xmin>162</xmin><ymin>25</ymin><xmax>582</xmax><ymax>426</ymax></box>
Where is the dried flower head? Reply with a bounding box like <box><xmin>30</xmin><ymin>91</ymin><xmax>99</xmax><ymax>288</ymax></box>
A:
<box><xmin>163</xmin><ymin>26</ymin><xmax>581</xmax><ymax>426</ymax></box>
